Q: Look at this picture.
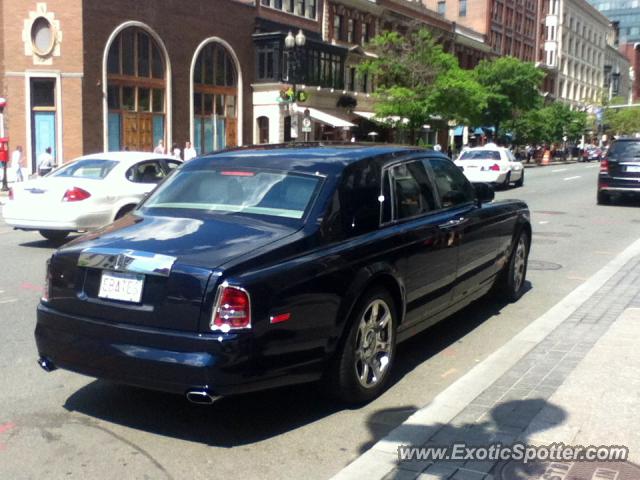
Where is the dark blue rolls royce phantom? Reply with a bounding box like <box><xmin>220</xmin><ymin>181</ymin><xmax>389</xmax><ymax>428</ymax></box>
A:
<box><xmin>35</xmin><ymin>144</ymin><xmax>531</xmax><ymax>404</ymax></box>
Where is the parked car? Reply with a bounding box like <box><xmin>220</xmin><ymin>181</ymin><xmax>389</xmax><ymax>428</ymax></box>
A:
<box><xmin>35</xmin><ymin>145</ymin><xmax>531</xmax><ymax>404</ymax></box>
<box><xmin>582</xmin><ymin>146</ymin><xmax>602</xmax><ymax>162</ymax></box>
<box><xmin>455</xmin><ymin>146</ymin><xmax>525</xmax><ymax>188</ymax></box>
<box><xmin>597</xmin><ymin>138</ymin><xmax>640</xmax><ymax>204</ymax></box>
<box><xmin>3</xmin><ymin>152</ymin><xmax>181</xmax><ymax>241</ymax></box>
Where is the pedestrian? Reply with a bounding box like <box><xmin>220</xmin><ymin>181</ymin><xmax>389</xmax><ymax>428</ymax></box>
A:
<box><xmin>11</xmin><ymin>145</ymin><xmax>24</xmax><ymax>182</ymax></box>
<box><xmin>37</xmin><ymin>147</ymin><xmax>54</xmax><ymax>176</ymax></box>
<box><xmin>446</xmin><ymin>145</ymin><xmax>453</xmax><ymax>159</ymax></box>
<box><xmin>153</xmin><ymin>139</ymin><xmax>165</xmax><ymax>154</ymax></box>
<box><xmin>183</xmin><ymin>141</ymin><xmax>197</xmax><ymax>162</ymax></box>
<box><xmin>172</xmin><ymin>142</ymin><xmax>181</xmax><ymax>159</ymax></box>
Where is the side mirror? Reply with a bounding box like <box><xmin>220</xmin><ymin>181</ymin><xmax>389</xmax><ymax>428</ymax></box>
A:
<box><xmin>473</xmin><ymin>182</ymin><xmax>495</xmax><ymax>205</ymax></box>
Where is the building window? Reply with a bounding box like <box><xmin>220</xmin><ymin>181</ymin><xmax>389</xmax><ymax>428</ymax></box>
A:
<box><xmin>306</xmin><ymin>48</ymin><xmax>344</xmax><ymax>89</ymax></box>
<box><xmin>257</xmin><ymin>116</ymin><xmax>269</xmax><ymax>144</ymax></box>
<box><xmin>256</xmin><ymin>44</ymin><xmax>279</xmax><ymax>81</ymax></box>
<box><xmin>437</xmin><ymin>1</ymin><xmax>446</xmax><ymax>15</ymax></box>
<box><xmin>31</xmin><ymin>17</ymin><xmax>54</xmax><ymax>56</ymax></box>
<box><xmin>106</xmin><ymin>27</ymin><xmax>166</xmax><ymax>152</ymax></box>
<box><xmin>263</xmin><ymin>0</ymin><xmax>316</xmax><ymax>19</ymax></box>
<box><xmin>193</xmin><ymin>43</ymin><xmax>238</xmax><ymax>154</ymax></box>
<box><xmin>459</xmin><ymin>0</ymin><xmax>467</xmax><ymax>17</ymax></box>
<box><xmin>347</xmin><ymin>18</ymin><xmax>355</xmax><ymax>43</ymax></box>
<box><xmin>361</xmin><ymin>23</ymin><xmax>370</xmax><ymax>45</ymax></box>
<box><xmin>334</xmin><ymin>14</ymin><xmax>343</xmax><ymax>41</ymax></box>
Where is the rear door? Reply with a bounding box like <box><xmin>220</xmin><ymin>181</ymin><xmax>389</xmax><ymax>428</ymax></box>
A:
<box><xmin>426</xmin><ymin>157</ymin><xmax>505</xmax><ymax>304</ymax></box>
<box><xmin>384</xmin><ymin>159</ymin><xmax>458</xmax><ymax>326</ymax></box>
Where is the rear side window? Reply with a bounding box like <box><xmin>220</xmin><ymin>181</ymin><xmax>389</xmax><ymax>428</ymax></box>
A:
<box><xmin>126</xmin><ymin>160</ymin><xmax>166</xmax><ymax>183</ymax></box>
<box><xmin>51</xmin><ymin>159</ymin><xmax>118</xmax><ymax>179</ymax></box>
<box><xmin>388</xmin><ymin>161</ymin><xmax>437</xmax><ymax>220</ymax></box>
<box><xmin>609</xmin><ymin>141</ymin><xmax>640</xmax><ymax>158</ymax></box>
<box><xmin>459</xmin><ymin>150</ymin><xmax>501</xmax><ymax>161</ymax></box>
<box><xmin>427</xmin><ymin>158</ymin><xmax>476</xmax><ymax>208</ymax></box>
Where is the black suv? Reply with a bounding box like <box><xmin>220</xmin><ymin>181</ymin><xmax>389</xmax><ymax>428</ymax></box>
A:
<box><xmin>598</xmin><ymin>138</ymin><xmax>640</xmax><ymax>204</ymax></box>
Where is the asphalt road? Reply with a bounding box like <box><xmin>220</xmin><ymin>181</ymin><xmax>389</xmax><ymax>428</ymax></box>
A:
<box><xmin>1</xmin><ymin>162</ymin><xmax>639</xmax><ymax>480</ymax></box>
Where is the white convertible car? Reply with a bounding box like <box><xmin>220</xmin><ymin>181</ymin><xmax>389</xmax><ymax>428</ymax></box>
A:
<box><xmin>3</xmin><ymin>152</ymin><xmax>180</xmax><ymax>241</ymax></box>
<box><xmin>455</xmin><ymin>146</ymin><xmax>524</xmax><ymax>188</ymax></box>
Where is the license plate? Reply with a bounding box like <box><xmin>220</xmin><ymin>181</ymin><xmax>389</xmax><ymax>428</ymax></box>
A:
<box><xmin>98</xmin><ymin>271</ymin><xmax>145</xmax><ymax>303</ymax></box>
<box><xmin>626</xmin><ymin>166</ymin><xmax>640</xmax><ymax>173</ymax></box>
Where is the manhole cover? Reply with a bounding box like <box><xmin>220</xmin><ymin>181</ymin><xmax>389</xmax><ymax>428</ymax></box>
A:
<box><xmin>498</xmin><ymin>460</ymin><xmax>640</xmax><ymax>480</ymax></box>
<box><xmin>528</xmin><ymin>260</ymin><xmax>562</xmax><ymax>270</ymax></box>
<box><xmin>534</xmin><ymin>231</ymin><xmax>572</xmax><ymax>238</ymax></box>
<box><xmin>534</xmin><ymin>210</ymin><xmax>567</xmax><ymax>215</ymax></box>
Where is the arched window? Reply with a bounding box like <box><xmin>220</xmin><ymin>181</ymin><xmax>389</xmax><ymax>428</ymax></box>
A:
<box><xmin>106</xmin><ymin>27</ymin><xmax>166</xmax><ymax>151</ymax></box>
<box><xmin>193</xmin><ymin>43</ymin><xmax>238</xmax><ymax>154</ymax></box>
<box><xmin>257</xmin><ymin>116</ymin><xmax>269</xmax><ymax>144</ymax></box>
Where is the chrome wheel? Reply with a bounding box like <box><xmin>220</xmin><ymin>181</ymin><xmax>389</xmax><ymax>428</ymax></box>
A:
<box><xmin>354</xmin><ymin>299</ymin><xmax>394</xmax><ymax>389</ymax></box>
<box><xmin>512</xmin><ymin>236</ymin><xmax>527</xmax><ymax>292</ymax></box>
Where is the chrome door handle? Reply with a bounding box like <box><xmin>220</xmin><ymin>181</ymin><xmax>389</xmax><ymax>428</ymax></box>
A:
<box><xmin>438</xmin><ymin>217</ymin><xmax>468</xmax><ymax>229</ymax></box>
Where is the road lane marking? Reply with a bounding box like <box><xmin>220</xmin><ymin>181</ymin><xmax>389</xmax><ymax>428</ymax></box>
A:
<box><xmin>584</xmin><ymin>165</ymin><xmax>599</xmax><ymax>168</ymax></box>
<box><xmin>0</xmin><ymin>298</ymin><xmax>17</xmax><ymax>304</ymax></box>
<box><xmin>552</xmin><ymin>168</ymin><xmax>568</xmax><ymax>172</ymax></box>
<box><xmin>563</xmin><ymin>176</ymin><xmax>581</xmax><ymax>181</ymax></box>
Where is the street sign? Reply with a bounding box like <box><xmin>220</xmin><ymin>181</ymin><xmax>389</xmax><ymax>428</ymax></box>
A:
<box><xmin>302</xmin><ymin>117</ymin><xmax>312</xmax><ymax>133</ymax></box>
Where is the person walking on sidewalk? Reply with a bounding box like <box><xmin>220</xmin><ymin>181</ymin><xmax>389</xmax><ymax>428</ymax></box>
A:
<box><xmin>37</xmin><ymin>147</ymin><xmax>54</xmax><ymax>176</ymax></box>
<box><xmin>153</xmin><ymin>139</ymin><xmax>166</xmax><ymax>154</ymax></box>
<box><xmin>183</xmin><ymin>141</ymin><xmax>197</xmax><ymax>162</ymax></box>
<box><xmin>11</xmin><ymin>145</ymin><xmax>24</xmax><ymax>182</ymax></box>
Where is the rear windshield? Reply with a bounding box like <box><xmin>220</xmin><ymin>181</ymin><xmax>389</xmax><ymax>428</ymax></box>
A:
<box><xmin>51</xmin><ymin>159</ymin><xmax>119</xmax><ymax>179</ymax></box>
<box><xmin>143</xmin><ymin>168</ymin><xmax>322</xmax><ymax>220</ymax></box>
<box><xmin>609</xmin><ymin>141</ymin><xmax>640</xmax><ymax>158</ymax></box>
<box><xmin>459</xmin><ymin>150</ymin><xmax>501</xmax><ymax>161</ymax></box>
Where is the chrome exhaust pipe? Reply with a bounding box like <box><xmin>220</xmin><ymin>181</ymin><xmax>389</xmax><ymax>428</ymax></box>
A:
<box><xmin>186</xmin><ymin>390</ymin><xmax>221</xmax><ymax>405</ymax></box>
<box><xmin>37</xmin><ymin>357</ymin><xmax>57</xmax><ymax>372</ymax></box>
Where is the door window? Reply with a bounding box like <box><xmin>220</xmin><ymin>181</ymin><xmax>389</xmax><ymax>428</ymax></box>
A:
<box><xmin>427</xmin><ymin>158</ymin><xmax>476</xmax><ymax>209</ymax></box>
<box><xmin>126</xmin><ymin>160</ymin><xmax>165</xmax><ymax>183</ymax></box>
<box><xmin>163</xmin><ymin>160</ymin><xmax>181</xmax><ymax>173</ymax></box>
<box><xmin>388</xmin><ymin>160</ymin><xmax>437</xmax><ymax>220</ymax></box>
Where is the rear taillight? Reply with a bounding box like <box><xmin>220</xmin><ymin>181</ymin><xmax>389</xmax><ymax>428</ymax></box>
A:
<box><xmin>489</xmin><ymin>163</ymin><xmax>501</xmax><ymax>171</ymax></box>
<box><xmin>600</xmin><ymin>158</ymin><xmax>609</xmax><ymax>174</ymax></box>
<box><xmin>8</xmin><ymin>188</ymin><xmax>13</xmax><ymax>200</ymax></box>
<box><xmin>42</xmin><ymin>259</ymin><xmax>51</xmax><ymax>302</ymax></box>
<box><xmin>62</xmin><ymin>187</ymin><xmax>91</xmax><ymax>202</ymax></box>
<box><xmin>211</xmin><ymin>284</ymin><xmax>251</xmax><ymax>331</ymax></box>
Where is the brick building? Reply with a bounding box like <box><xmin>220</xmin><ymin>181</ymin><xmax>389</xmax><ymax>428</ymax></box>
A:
<box><xmin>424</xmin><ymin>0</ymin><xmax>540</xmax><ymax>62</ymax></box>
<box><xmin>0</xmin><ymin>0</ymin><xmax>255</xmax><ymax>173</ymax></box>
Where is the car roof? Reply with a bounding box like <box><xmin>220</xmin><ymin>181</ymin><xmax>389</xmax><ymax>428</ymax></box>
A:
<box><xmin>191</xmin><ymin>143</ymin><xmax>428</xmax><ymax>175</ymax></box>
<box><xmin>72</xmin><ymin>151</ymin><xmax>177</xmax><ymax>167</ymax></box>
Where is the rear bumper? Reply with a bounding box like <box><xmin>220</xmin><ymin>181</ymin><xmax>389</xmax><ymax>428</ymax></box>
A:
<box><xmin>3</xmin><ymin>203</ymin><xmax>112</xmax><ymax>231</ymax></box>
<box><xmin>598</xmin><ymin>175</ymin><xmax>640</xmax><ymax>193</ymax></box>
<box><xmin>460</xmin><ymin>170</ymin><xmax>508</xmax><ymax>184</ymax></box>
<box><xmin>35</xmin><ymin>303</ymin><xmax>264</xmax><ymax>396</ymax></box>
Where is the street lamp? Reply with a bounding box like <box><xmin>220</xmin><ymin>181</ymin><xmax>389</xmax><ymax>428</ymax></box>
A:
<box><xmin>284</xmin><ymin>29</ymin><xmax>306</xmax><ymax>141</ymax></box>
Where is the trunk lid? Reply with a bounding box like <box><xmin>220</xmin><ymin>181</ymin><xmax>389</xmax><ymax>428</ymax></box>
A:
<box><xmin>47</xmin><ymin>213</ymin><xmax>300</xmax><ymax>332</ymax></box>
<box><xmin>608</xmin><ymin>141</ymin><xmax>640</xmax><ymax>179</ymax></box>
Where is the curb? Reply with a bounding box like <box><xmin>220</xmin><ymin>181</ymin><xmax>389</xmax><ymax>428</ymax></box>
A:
<box><xmin>331</xmin><ymin>235</ymin><xmax>640</xmax><ymax>480</ymax></box>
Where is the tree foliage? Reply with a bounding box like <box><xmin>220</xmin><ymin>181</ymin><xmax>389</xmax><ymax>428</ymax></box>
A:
<box><xmin>472</xmin><ymin>57</ymin><xmax>545</xmax><ymax>136</ymax></box>
<box><xmin>507</xmin><ymin>102</ymin><xmax>586</xmax><ymax>145</ymax></box>
<box><xmin>604</xmin><ymin>107</ymin><xmax>640</xmax><ymax>135</ymax></box>
<box><xmin>360</xmin><ymin>28</ymin><xmax>486</xmax><ymax>142</ymax></box>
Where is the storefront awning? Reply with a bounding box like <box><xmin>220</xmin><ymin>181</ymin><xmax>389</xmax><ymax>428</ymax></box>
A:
<box><xmin>298</xmin><ymin>107</ymin><xmax>355</xmax><ymax>128</ymax></box>
<box><xmin>354</xmin><ymin>111</ymin><xmax>376</xmax><ymax>120</ymax></box>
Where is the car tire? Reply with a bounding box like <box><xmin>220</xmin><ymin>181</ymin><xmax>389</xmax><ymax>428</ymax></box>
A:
<box><xmin>502</xmin><ymin>172</ymin><xmax>511</xmax><ymax>190</ymax></box>
<box><xmin>515</xmin><ymin>170</ymin><xmax>524</xmax><ymax>187</ymax></box>
<box><xmin>39</xmin><ymin>230</ymin><xmax>70</xmax><ymax>242</ymax></box>
<box><xmin>597</xmin><ymin>191</ymin><xmax>610</xmax><ymax>205</ymax></box>
<box><xmin>494</xmin><ymin>230</ymin><xmax>530</xmax><ymax>302</ymax></box>
<box><xmin>323</xmin><ymin>287</ymin><xmax>397</xmax><ymax>404</ymax></box>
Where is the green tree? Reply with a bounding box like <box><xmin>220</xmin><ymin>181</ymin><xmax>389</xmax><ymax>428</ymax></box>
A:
<box><xmin>360</xmin><ymin>28</ymin><xmax>487</xmax><ymax>143</ymax></box>
<box><xmin>508</xmin><ymin>102</ymin><xmax>586</xmax><ymax>145</ymax></box>
<box><xmin>605</xmin><ymin>107</ymin><xmax>640</xmax><ymax>135</ymax></box>
<box><xmin>472</xmin><ymin>57</ymin><xmax>545</xmax><ymax>137</ymax></box>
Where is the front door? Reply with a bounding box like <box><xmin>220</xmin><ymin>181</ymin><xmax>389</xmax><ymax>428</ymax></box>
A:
<box><xmin>30</xmin><ymin>78</ymin><xmax>57</xmax><ymax>172</ymax></box>
<box><xmin>226</xmin><ymin>119</ymin><xmax>237</xmax><ymax>147</ymax></box>
<box><xmin>123</xmin><ymin>113</ymin><xmax>154</xmax><ymax>151</ymax></box>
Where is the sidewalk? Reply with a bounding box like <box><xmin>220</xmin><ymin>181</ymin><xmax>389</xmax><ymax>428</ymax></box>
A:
<box><xmin>332</xmin><ymin>238</ymin><xmax>640</xmax><ymax>480</ymax></box>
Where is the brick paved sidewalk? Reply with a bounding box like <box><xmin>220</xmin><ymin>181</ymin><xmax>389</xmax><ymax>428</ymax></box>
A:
<box><xmin>332</xmin><ymin>240</ymin><xmax>640</xmax><ymax>480</ymax></box>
